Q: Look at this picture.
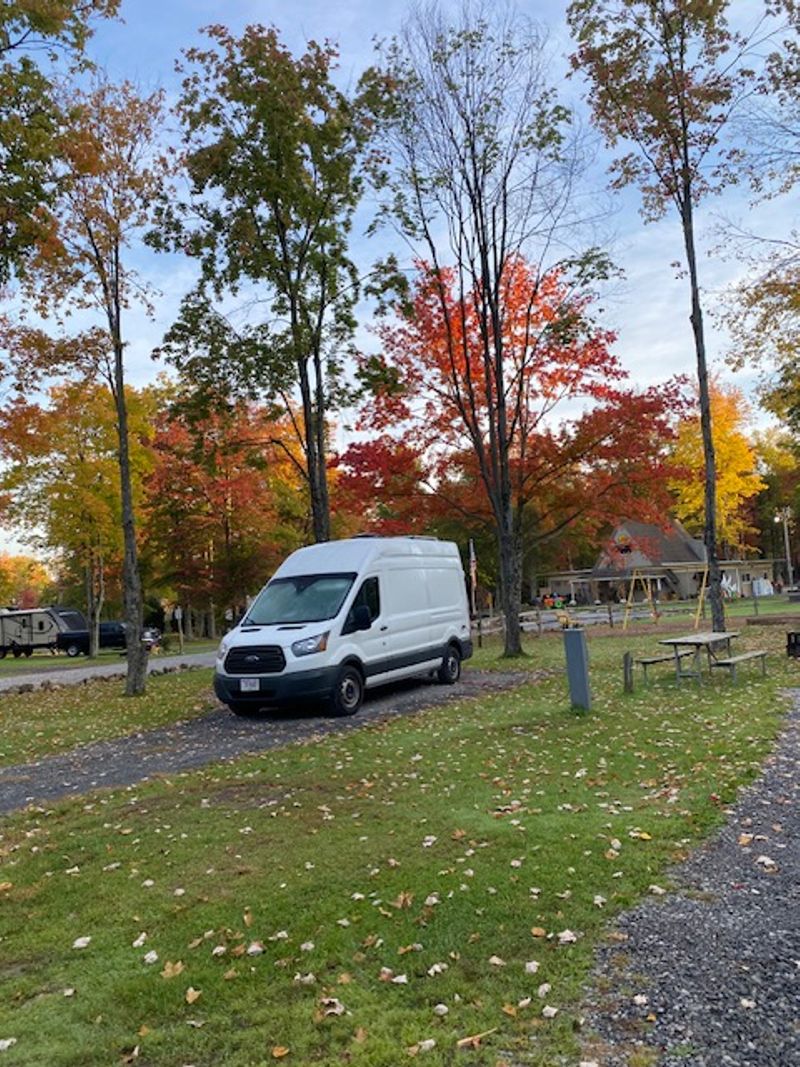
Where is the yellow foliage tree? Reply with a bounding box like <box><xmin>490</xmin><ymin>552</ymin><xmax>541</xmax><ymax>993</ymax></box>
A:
<box><xmin>669</xmin><ymin>382</ymin><xmax>765</xmax><ymax>551</ymax></box>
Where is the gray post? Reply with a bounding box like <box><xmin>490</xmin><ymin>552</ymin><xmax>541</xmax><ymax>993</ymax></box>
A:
<box><xmin>564</xmin><ymin>628</ymin><xmax>592</xmax><ymax>711</ymax></box>
<box><xmin>623</xmin><ymin>651</ymin><xmax>634</xmax><ymax>693</ymax></box>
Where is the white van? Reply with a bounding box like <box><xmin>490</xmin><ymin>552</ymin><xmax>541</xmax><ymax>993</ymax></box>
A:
<box><xmin>214</xmin><ymin>536</ymin><xmax>473</xmax><ymax>716</ymax></box>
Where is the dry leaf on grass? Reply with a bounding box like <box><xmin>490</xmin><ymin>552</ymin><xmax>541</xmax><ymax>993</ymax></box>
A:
<box><xmin>455</xmin><ymin>1028</ymin><xmax>497</xmax><ymax>1049</ymax></box>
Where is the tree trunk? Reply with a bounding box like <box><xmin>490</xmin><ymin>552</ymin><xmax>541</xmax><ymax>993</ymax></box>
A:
<box><xmin>681</xmin><ymin>195</ymin><xmax>725</xmax><ymax>632</ymax></box>
<box><xmin>85</xmin><ymin>552</ymin><xmax>102</xmax><ymax>658</ymax></box>
<box><xmin>111</xmin><ymin>333</ymin><xmax>149</xmax><ymax>694</ymax></box>
<box><xmin>497</xmin><ymin>512</ymin><xmax>523</xmax><ymax>657</ymax></box>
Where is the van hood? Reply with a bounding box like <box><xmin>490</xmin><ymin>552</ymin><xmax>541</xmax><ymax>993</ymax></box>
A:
<box><xmin>221</xmin><ymin>621</ymin><xmax>322</xmax><ymax>649</ymax></box>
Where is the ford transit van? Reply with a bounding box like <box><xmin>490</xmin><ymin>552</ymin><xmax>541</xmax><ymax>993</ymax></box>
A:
<box><xmin>213</xmin><ymin>535</ymin><xmax>473</xmax><ymax>716</ymax></box>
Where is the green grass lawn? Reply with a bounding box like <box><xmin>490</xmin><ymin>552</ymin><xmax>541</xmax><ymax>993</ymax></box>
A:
<box><xmin>0</xmin><ymin>624</ymin><xmax>795</xmax><ymax>1065</ymax></box>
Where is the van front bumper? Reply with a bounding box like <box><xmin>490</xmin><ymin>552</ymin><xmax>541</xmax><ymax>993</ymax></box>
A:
<box><xmin>214</xmin><ymin>665</ymin><xmax>340</xmax><ymax>707</ymax></box>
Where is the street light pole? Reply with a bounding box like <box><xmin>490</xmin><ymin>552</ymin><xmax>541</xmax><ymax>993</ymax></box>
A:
<box><xmin>775</xmin><ymin>507</ymin><xmax>794</xmax><ymax>590</ymax></box>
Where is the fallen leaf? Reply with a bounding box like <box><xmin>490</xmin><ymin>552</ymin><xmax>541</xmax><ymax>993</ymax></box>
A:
<box><xmin>185</xmin><ymin>987</ymin><xmax>201</xmax><ymax>1005</ymax></box>
<box><xmin>271</xmin><ymin>1047</ymin><xmax>290</xmax><ymax>1059</ymax></box>
<box><xmin>502</xmin><ymin>1004</ymin><xmax>517</xmax><ymax>1017</ymax></box>
<box><xmin>160</xmin><ymin>960</ymin><xmax>184</xmax><ymax>979</ymax></box>
<box><xmin>407</xmin><ymin>1038</ymin><xmax>437</xmax><ymax>1055</ymax></box>
<box><xmin>318</xmin><ymin>997</ymin><xmax>346</xmax><ymax>1017</ymax></box>
<box><xmin>530</xmin><ymin>927</ymin><xmax>547</xmax><ymax>939</ymax></box>
<box><xmin>456</xmin><ymin>1028</ymin><xmax>497</xmax><ymax>1050</ymax></box>
<box><xmin>72</xmin><ymin>936</ymin><xmax>91</xmax><ymax>950</ymax></box>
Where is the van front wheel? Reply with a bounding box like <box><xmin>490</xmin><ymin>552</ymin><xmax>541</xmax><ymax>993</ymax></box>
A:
<box><xmin>329</xmin><ymin>666</ymin><xmax>364</xmax><ymax>717</ymax></box>
<box><xmin>437</xmin><ymin>645</ymin><xmax>461</xmax><ymax>685</ymax></box>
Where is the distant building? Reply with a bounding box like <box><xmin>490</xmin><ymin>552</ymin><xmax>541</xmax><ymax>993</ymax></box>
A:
<box><xmin>540</xmin><ymin>519</ymin><xmax>776</xmax><ymax>604</ymax></box>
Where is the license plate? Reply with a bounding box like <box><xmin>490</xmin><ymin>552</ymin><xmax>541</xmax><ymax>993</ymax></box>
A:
<box><xmin>240</xmin><ymin>678</ymin><xmax>260</xmax><ymax>692</ymax></box>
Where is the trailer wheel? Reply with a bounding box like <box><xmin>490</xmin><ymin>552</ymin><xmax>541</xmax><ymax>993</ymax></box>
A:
<box><xmin>12</xmin><ymin>645</ymin><xmax>22</xmax><ymax>658</ymax></box>
<box><xmin>0</xmin><ymin>649</ymin><xmax>6</xmax><ymax>659</ymax></box>
<box><xmin>24</xmin><ymin>647</ymin><xmax>32</xmax><ymax>657</ymax></box>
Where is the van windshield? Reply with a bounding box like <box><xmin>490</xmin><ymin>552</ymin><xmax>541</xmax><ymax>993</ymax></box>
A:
<box><xmin>244</xmin><ymin>573</ymin><xmax>356</xmax><ymax>625</ymax></box>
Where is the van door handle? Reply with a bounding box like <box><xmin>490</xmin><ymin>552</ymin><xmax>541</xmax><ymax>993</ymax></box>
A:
<box><xmin>380</xmin><ymin>625</ymin><xmax>388</xmax><ymax>632</ymax></box>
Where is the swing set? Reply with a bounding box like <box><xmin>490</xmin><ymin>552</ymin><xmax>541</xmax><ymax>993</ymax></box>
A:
<box><xmin>621</xmin><ymin>566</ymin><xmax>709</xmax><ymax>631</ymax></box>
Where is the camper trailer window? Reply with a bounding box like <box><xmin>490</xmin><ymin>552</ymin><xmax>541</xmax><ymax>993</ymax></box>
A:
<box><xmin>245</xmin><ymin>573</ymin><xmax>356</xmax><ymax>625</ymax></box>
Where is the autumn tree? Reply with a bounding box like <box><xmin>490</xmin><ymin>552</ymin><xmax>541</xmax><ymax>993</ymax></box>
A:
<box><xmin>567</xmin><ymin>0</ymin><xmax>775</xmax><ymax>631</ymax></box>
<box><xmin>143</xmin><ymin>398</ymin><xmax>308</xmax><ymax>633</ymax></box>
<box><xmin>359</xmin><ymin>258</ymin><xmax>683</xmax><ymax>606</ymax></box>
<box><xmin>0</xmin><ymin>378</ymin><xmax>156</xmax><ymax>652</ymax></box>
<box><xmin>153</xmin><ymin>25</ymin><xmax>370</xmax><ymax>544</ymax></box>
<box><xmin>6</xmin><ymin>80</ymin><xmax>168</xmax><ymax>692</ymax></box>
<box><xmin>363</xmin><ymin>3</ymin><xmax>608</xmax><ymax>656</ymax></box>
<box><xmin>332</xmin><ymin>438</ymin><xmax>433</xmax><ymax>538</ymax></box>
<box><xmin>669</xmin><ymin>381</ymin><xmax>765</xmax><ymax>552</ymax></box>
<box><xmin>0</xmin><ymin>1</ymin><xmax>118</xmax><ymax>282</ymax></box>
<box><xmin>0</xmin><ymin>555</ymin><xmax>51</xmax><ymax>608</ymax></box>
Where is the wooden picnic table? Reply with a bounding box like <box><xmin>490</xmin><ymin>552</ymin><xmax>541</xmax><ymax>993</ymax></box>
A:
<box><xmin>658</xmin><ymin>631</ymin><xmax>741</xmax><ymax>683</ymax></box>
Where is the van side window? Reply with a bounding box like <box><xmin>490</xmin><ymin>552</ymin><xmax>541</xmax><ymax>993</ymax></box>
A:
<box><xmin>343</xmin><ymin>577</ymin><xmax>380</xmax><ymax>634</ymax></box>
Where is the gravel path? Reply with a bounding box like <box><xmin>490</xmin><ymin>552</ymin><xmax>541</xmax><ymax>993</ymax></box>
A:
<box><xmin>0</xmin><ymin>669</ymin><xmax>531</xmax><ymax>814</ymax></box>
<box><xmin>0</xmin><ymin>651</ymin><xmax>216</xmax><ymax>692</ymax></box>
<box><xmin>582</xmin><ymin>698</ymin><xmax>800</xmax><ymax>1067</ymax></box>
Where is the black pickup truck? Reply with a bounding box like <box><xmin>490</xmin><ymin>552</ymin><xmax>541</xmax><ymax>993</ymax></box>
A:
<box><xmin>57</xmin><ymin>621</ymin><xmax>160</xmax><ymax>657</ymax></box>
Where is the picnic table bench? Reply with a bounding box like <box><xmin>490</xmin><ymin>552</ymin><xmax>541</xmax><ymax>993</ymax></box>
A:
<box><xmin>659</xmin><ymin>631</ymin><xmax>739</xmax><ymax>683</ymax></box>
<box><xmin>635</xmin><ymin>649</ymin><xmax>694</xmax><ymax>683</ymax></box>
<box><xmin>710</xmin><ymin>649</ymin><xmax>768</xmax><ymax>682</ymax></box>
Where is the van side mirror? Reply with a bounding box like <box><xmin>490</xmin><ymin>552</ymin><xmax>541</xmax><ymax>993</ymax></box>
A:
<box><xmin>352</xmin><ymin>605</ymin><xmax>372</xmax><ymax>631</ymax></box>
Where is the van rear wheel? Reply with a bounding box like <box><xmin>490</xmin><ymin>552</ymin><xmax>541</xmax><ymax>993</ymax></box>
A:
<box><xmin>437</xmin><ymin>645</ymin><xmax>461</xmax><ymax>685</ymax></box>
<box><xmin>329</xmin><ymin>666</ymin><xmax>364</xmax><ymax>717</ymax></box>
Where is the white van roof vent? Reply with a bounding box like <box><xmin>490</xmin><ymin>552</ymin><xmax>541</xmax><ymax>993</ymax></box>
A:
<box><xmin>351</xmin><ymin>533</ymin><xmax>439</xmax><ymax>541</ymax></box>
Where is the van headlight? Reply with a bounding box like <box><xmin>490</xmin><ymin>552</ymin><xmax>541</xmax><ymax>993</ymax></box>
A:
<box><xmin>218</xmin><ymin>638</ymin><xmax>230</xmax><ymax>659</ymax></box>
<box><xmin>291</xmin><ymin>632</ymin><xmax>329</xmax><ymax>657</ymax></box>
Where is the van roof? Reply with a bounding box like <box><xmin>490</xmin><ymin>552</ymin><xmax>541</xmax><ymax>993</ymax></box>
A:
<box><xmin>275</xmin><ymin>536</ymin><xmax>461</xmax><ymax>577</ymax></box>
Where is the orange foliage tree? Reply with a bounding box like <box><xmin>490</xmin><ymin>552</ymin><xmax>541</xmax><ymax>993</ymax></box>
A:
<box><xmin>142</xmin><ymin>400</ymin><xmax>309</xmax><ymax>633</ymax></box>
<box><xmin>349</xmin><ymin>258</ymin><xmax>685</xmax><ymax>601</ymax></box>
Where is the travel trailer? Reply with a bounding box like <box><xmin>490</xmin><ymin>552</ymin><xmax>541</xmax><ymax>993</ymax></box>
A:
<box><xmin>214</xmin><ymin>536</ymin><xmax>473</xmax><ymax>716</ymax></box>
<box><xmin>0</xmin><ymin>606</ymin><xmax>89</xmax><ymax>658</ymax></box>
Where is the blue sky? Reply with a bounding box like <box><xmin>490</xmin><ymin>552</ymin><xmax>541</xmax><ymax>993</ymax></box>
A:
<box><xmin>75</xmin><ymin>0</ymin><xmax>779</xmax><ymax>403</ymax></box>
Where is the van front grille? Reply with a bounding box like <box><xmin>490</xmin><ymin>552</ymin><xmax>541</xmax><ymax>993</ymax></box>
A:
<box><xmin>224</xmin><ymin>645</ymin><xmax>286</xmax><ymax>674</ymax></box>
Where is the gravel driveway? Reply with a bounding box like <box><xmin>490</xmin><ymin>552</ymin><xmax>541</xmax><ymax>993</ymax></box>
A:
<box><xmin>581</xmin><ymin>698</ymin><xmax>800</xmax><ymax>1067</ymax></box>
<box><xmin>0</xmin><ymin>669</ymin><xmax>531</xmax><ymax>814</ymax></box>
